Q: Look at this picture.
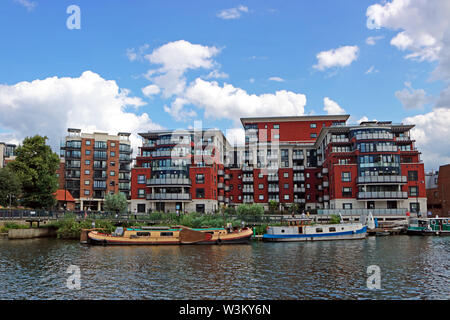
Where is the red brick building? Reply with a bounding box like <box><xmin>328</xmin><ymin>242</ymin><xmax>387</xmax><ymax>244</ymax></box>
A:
<box><xmin>426</xmin><ymin>164</ymin><xmax>450</xmax><ymax>217</ymax></box>
<box><xmin>59</xmin><ymin>129</ymin><xmax>132</xmax><ymax>211</ymax></box>
<box><xmin>130</xmin><ymin>115</ymin><xmax>427</xmax><ymax>216</ymax></box>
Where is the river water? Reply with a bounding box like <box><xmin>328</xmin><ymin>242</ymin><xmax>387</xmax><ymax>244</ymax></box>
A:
<box><xmin>0</xmin><ymin>236</ymin><xmax>448</xmax><ymax>300</ymax></box>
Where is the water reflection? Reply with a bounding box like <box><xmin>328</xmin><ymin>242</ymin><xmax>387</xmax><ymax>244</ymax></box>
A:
<box><xmin>0</xmin><ymin>236</ymin><xmax>448</xmax><ymax>299</ymax></box>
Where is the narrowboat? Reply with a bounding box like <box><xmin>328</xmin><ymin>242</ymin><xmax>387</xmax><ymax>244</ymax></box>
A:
<box><xmin>87</xmin><ymin>225</ymin><xmax>253</xmax><ymax>245</ymax></box>
<box><xmin>262</xmin><ymin>218</ymin><xmax>367</xmax><ymax>242</ymax></box>
<box><xmin>407</xmin><ymin>217</ymin><xmax>450</xmax><ymax>236</ymax></box>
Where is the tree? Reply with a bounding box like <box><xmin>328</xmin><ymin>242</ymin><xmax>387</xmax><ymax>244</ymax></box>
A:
<box><xmin>104</xmin><ymin>193</ymin><xmax>128</xmax><ymax>213</ymax></box>
<box><xmin>8</xmin><ymin>135</ymin><xmax>60</xmax><ymax>209</ymax></box>
<box><xmin>0</xmin><ymin>167</ymin><xmax>22</xmax><ymax>207</ymax></box>
<box><xmin>268</xmin><ymin>200</ymin><xmax>278</xmax><ymax>214</ymax></box>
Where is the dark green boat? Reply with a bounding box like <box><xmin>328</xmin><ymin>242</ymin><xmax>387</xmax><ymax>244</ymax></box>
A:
<box><xmin>407</xmin><ymin>217</ymin><xmax>450</xmax><ymax>236</ymax></box>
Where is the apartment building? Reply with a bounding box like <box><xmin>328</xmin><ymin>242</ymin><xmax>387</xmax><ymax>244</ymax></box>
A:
<box><xmin>0</xmin><ymin>142</ymin><xmax>16</xmax><ymax>168</ymax></box>
<box><xmin>59</xmin><ymin>128</ymin><xmax>132</xmax><ymax>211</ymax></box>
<box><xmin>130</xmin><ymin>115</ymin><xmax>427</xmax><ymax>216</ymax></box>
<box><xmin>130</xmin><ymin>129</ymin><xmax>229</xmax><ymax>214</ymax></box>
<box><xmin>426</xmin><ymin>165</ymin><xmax>450</xmax><ymax>217</ymax></box>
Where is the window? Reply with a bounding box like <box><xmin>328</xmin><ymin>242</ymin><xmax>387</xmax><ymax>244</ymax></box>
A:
<box><xmin>410</xmin><ymin>202</ymin><xmax>420</xmax><ymax>213</ymax></box>
<box><xmin>110</xmin><ymin>142</ymin><xmax>116</xmax><ymax>147</ymax></box>
<box><xmin>273</xmin><ymin>134</ymin><xmax>280</xmax><ymax>139</ymax></box>
<box><xmin>196</xmin><ymin>174</ymin><xmax>205</xmax><ymax>184</ymax></box>
<box><xmin>283</xmin><ymin>172</ymin><xmax>289</xmax><ymax>178</ymax></box>
<box><xmin>306</xmin><ymin>184</ymin><xmax>310</xmax><ymax>189</ymax></box>
<box><xmin>342</xmin><ymin>187</ymin><xmax>352</xmax><ymax>197</ymax></box>
<box><xmin>85</xmin><ymin>160</ymin><xmax>90</xmax><ymax>165</ymax></box>
<box><xmin>160</xmin><ymin>232</ymin><xmax>173</xmax><ymax>237</ymax></box>
<box><xmin>342</xmin><ymin>172</ymin><xmax>351</xmax><ymax>182</ymax></box>
<box><xmin>110</xmin><ymin>151</ymin><xmax>116</xmax><ymax>157</ymax></box>
<box><xmin>85</xmin><ymin>140</ymin><xmax>91</xmax><ymax>146</ymax></box>
<box><xmin>343</xmin><ymin>203</ymin><xmax>353</xmax><ymax>209</ymax></box>
<box><xmin>138</xmin><ymin>189</ymin><xmax>145</xmax><ymax>198</ymax></box>
<box><xmin>409</xmin><ymin>186</ymin><xmax>418</xmax><ymax>197</ymax></box>
<box><xmin>273</xmin><ymin>124</ymin><xmax>279</xmax><ymax>129</ymax></box>
<box><xmin>110</xmin><ymin>171</ymin><xmax>115</xmax><ymax>176</ymax></box>
<box><xmin>84</xmin><ymin>190</ymin><xmax>90</xmax><ymax>195</ymax></box>
<box><xmin>259</xmin><ymin>195</ymin><xmax>264</xmax><ymax>200</ymax></box>
<box><xmin>259</xmin><ymin>184</ymin><xmax>264</xmax><ymax>190</ymax></box>
<box><xmin>110</xmin><ymin>161</ymin><xmax>115</xmax><ymax>167</ymax></box>
<box><xmin>329</xmin><ymin>227</ymin><xmax>336</xmax><ymax>232</ymax></box>
<box><xmin>284</xmin><ymin>183</ymin><xmax>289</xmax><ymax>189</ymax></box>
<box><xmin>238</xmin><ymin>195</ymin><xmax>242</xmax><ymax>200</ymax></box>
<box><xmin>258</xmin><ymin>173</ymin><xmax>263</xmax><ymax>178</ymax></box>
<box><xmin>196</xmin><ymin>188</ymin><xmax>205</xmax><ymax>198</ymax></box>
<box><xmin>284</xmin><ymin>195</ymin><xmax>290</xmax><ymax>200</ymax></box>
<box><xmin>408</xmin><ymin>171</ymin><xmax>418</xmax><ymax>181</ymax></box>
<box><xmin>315</xmin><ymin>228</ymin><xmax>323</xmax><ymax>233</ymax></box>
<box><xmin>84</xmin><ymin>170</ymin><xmax>90</xmax><ymax>175</ymax></box>
<box><xmin>306</xmin><ymin>173</ymin><xmax>310</xmax><ymax>178</ymax></box>
<box><xmin>85</xmin><ymin>150</ymin><xmax>91</xmax><ymax>155</ymax></box>
<box><xmin>84</xmin><ymin>180</ymin><xmax>90</xmax><ymax>185</ymax></box>
<box><xmin>310</xmin><ymin>133</ymin><xmax>317</xmax><ymax>138</ymax></box>
<box><xmin>310</xmin><ymin>123</ymin><xmax>317</xmax><ymax>128</ymax></box>
<box><xmin>137</xmin><ymin>175</ymin><xmax>146</xmax><ymax>184</ymax></box>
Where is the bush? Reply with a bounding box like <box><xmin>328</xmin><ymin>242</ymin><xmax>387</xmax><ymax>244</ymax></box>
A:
<box><xmin>237</xmin><ymin>204</ymin><xmax>264</xmax><ymax>217</ymax></box>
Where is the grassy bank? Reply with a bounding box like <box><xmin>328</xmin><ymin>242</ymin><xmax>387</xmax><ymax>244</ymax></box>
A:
<box><xmin>0</xmin><ymin>222</ymin><xmax>30</xmax><ymax>233</ymax></box>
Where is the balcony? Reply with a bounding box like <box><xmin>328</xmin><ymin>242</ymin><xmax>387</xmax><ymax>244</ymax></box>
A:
<box><xmin>355</xmin><ymin>133</ymin><xmax>394</xmax><ymax>140</ymax></box>
<box><xmin>224</xmin><ymin>185</ymin><xmax>230</xmax><ymax>191</ymax></box>
<box><xmin>318</xmin><ymin>185</ymin><xmax>323</xmax><ymax>191</ymax></box>
<box><xmin>268</xmin><ymin>187</ymin><xmax>279</xmax><ymax>193</ymax></box>
<box><xmin>294</xmin><ymin>198</ymin><xmax>305</xmax><ymax>204</ymax></box>
<box><xmin>293</xmin><ymin>176</ymin><xmax>305</xmax><ymax>182</ymax></box>
<box><xmin>268</xmin><ymin>196</ymin><xmax>279</xmax><ymax>202</ymax></box>
<box><xmin>218</xmin><ymin>195</ymin><xmax>224</xmax><ymax>202</ymax></box>
<box><xmin>147</xmin><ymin>178</ymin><xmax>191</xmax><ymax>186</ymax></box>
<box><xmin>242</xmin><ymin>166</ymin><xmax>254</xmax><ymax>172</ymax></box>
<box><xmin>218</xmin><ymin>170</ymin><xmax>224</xmax><ymax>176</ymax></box>
<box><xmin>224</xmin><ymin>174</ymin><xmax>231</xmax><ymax>180</ymax></box>
<box><xmin>143</xmin><ymin>142</ymin><xmax>156</xmax><ymax>148</ymax></box>
<box><xmin>318</xmin><ymin>208</ymin><xmax>408</xmax><ymax>216</ymax></box>
<box><xmin>243</xmin><ymin>197</ymin><xmax>254</xmax><ymax>203</ymax></box>
<box><xmin>294</xmin><ymin>187</ymin><xmax>305</xmax><ymax>193</ymax></box>
<box><xmin>331</xmin><ymin>137</ymin><xmax>349</xmax><ymax>143</ymax></box>
<box><xmin>242</xmin><ymin>176</ymin><xmax>254</xmax><ymax>183</ymax></box>
<box><xmin>293</xmin><ymin>166</ymin><xmax>305</xmax><ymax>171</ymax></box>
<box><xmin>292</xmin><ymin>154</ymin><xmax>304</xmax><ymax>160</ymax></box>
<box><xmin>357</xmin><ymin>191</ymin><xmax>408</xmax><ymax>200</ymax></box>
<box><xmin>357</xmin><ymin>176</ymin><xmax>407</xmax><ymax>184</ymax></box>
<box><xmin>267</xmin><ymin>153</ymin><xmax>278</xmax><ymax>160</ymax></box>
<box><xmin>323</xmin><ymin>195</ymin><xmax>330</xmax><ymax>201</ymax></box>
<box><xmin>243</xmin><ymin>187</ymin><xmax>254</xmax><ymax>193</ymax></box>
<box><xmin>323</xmin><ymin>181</ymin><xmax>329</xmax><ymax>188</ymax></box>
<box><xmin>147</xmin><ymin>193</ymin><xmax>192</xmax><ymax>201</ymax></box>
<box><xmin>268</xmin><ymin>175</ymin><xmax>279</xmax><ymax>182</ymax></box>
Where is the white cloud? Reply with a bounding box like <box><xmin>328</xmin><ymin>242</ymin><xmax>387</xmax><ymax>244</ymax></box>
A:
<box><xmin>0</xmin><ymin>71</ymin><xmax>163</xmax><ymax>154</ymax></box>
<box><xmin>143</xmin><ymin>40</ymin><xmax>221</xmax><ymax>97</ymax></box>
<box><xmin>268</xmin><ymin>77</ymin><xmax>285</xmax><ymax>82</ymax></box>
<box><xmin>249</xmin><ymin>78</ymin><xmax>255</xmax><ymax>84</ymax></box>
<box><xmin>217</xmin><ymin>5</ymin><xmax>249</xmax><ymax>20</ymax></box>
<box><xmin>204</xmin><ymin>69</ymin><xmax>229</xmax><ymax>79</ymax></box>
<box><xmin>366</xmin><ymin>35</ymin><xmax>384</xmax><ymax>45</ymax></box>
<box><xmin>163</xmin><ymin>98</ymin><xmax>197</xmax><ymax>122</ymax></box>
<box><xmin>225</xmin><ymin>128</ymin><xmax>245</xmax><ymax>146</ymax></box>
<box><xmin>395</xmin><ymin>82</ymin><xmax>430</xmax><ymax>110</ymax></box>
<box><xmin>141</xmin><ymin>84</ymin><xmax>160</xmax><ymax>97</ymax></box>
<box><xmin>366</xmin><ymin>0</ymin><xmax>450</xmax><ymax>65</ymax></box>
<box><xmin>182</xmin><ymin>78</ymin><xmax>307</xmax><ymax>124</ymax></box>
<box><xmin>14</xmin><ymin>0</ymin><xmax>36</xmax><ymax>11</ymax></box>
<box><xmin>404</xmin><ymin>108</ymin><xmax>450</xmax><ymax>169</ymax></box>
<box><xmin>126</xmin><ymin>44</ymin><xmax>150</xmax><ymax>62</ymax></box>
<box><xmin>323</xmin><ymin>97</ymin><xmax>346</xmax><ymax>115</ymax></box>
<box><xmin>313</xmin><ymin>46</ymin><xmax>359</xmax><ymax>71</ymax></box>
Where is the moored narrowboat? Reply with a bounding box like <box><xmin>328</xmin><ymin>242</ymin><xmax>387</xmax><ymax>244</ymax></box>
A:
<box><xmin>262</xmin><ymin>218</ymin><xmax>367</xmax><ymax>242</ymax></box>
<box><xmin>407</xmin><ymin>217</ymin><xmax>450</xmax><ymax>236</ymax></box>
<box><xmin>87</xmin><ymin>225</ymin><xmax>253</xmax><ymax>245</ymax></box>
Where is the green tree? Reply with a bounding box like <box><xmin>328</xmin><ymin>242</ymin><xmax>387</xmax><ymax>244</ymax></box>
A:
<box><xmin>8</xmin><ymin>135</ymin><xmax>59</xmax><ymax>209</ymax></box>
<box><xmin>104</xmin><ymin>193</ymin><xmax>128</xmax><ymax>213</ymax></box>
<box><xmin>0</xmin><ymin>166</ymin><xmax>22</xmax><ymax>207</ymax></box>
<box><xmin>237</xmin><ymin>203</ymin><xmax>264</xmax><ymax>217</ymax></box>
<box><xmin>268</xmin><ymin>200</ymin><xmax>278</xmax><ymax>214</ymax></box>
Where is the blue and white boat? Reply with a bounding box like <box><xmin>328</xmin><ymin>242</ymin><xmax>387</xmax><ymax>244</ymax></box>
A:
<box><xmin>262</xmin><ymin>218</ymin><xmax>367</xmax><ymax>242</ymax></box>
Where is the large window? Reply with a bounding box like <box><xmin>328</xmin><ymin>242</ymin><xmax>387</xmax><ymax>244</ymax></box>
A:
<box><xmin>137</xmin><ymin>175</ymin><xmax>146</xmax><ymax>184</ymax></box>
<box><xmin>138</xmin><ymin>189</ymin><xmax>145</xmax><ymax>198</ymax></box>
<box><xmin>408</xmin><ymin>171</ymin><xmax>418</xmax><ymax>181</ymax></box>
<box><xmin>410</xmin><ymin>202</ymin><xmax>420</xmax><ymax>213</ymax></box>
<box><xmin>196</xmin><ymin>188</ymin><xmax>205</xmax><ymax>198</ymax></box>
<box><xmin>342</xmin><ymin>187</ymin><xmax>352</xmax><ymax>197</ymax></box>
<box><xmin>409</xmin><ymin>186</ymin><xmax>418</xmax><ymax>197</ymax></box>
<box><xmin>196</xmin><ymin>174</ymin><xmax>205</xmax><ymax>184</ymax></box>
<box><xmin>342</xmin><ymin>172</ymin><xmax>351</xmax><ymax>182</ymax></box>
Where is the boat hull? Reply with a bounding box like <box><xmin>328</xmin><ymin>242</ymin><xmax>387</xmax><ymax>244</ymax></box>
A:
<box><xmin>262</xmin><ymin>226</ymin><xmax>367</xmax><ymax>242</ymax></box>
<box><xmin>407</xmin><ymin>229</ymin><xmax>450</xmax><ymax>236</ymax></box>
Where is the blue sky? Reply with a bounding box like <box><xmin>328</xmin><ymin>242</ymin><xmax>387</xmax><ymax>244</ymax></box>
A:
<box><xmin>0</xmin><ymin>0</ymin><xmax>449</xmax><ymax>170</ymax></box>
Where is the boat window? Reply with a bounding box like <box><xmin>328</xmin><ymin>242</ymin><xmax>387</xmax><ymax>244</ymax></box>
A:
<box><xmin>160</xmin><ymin>232</ymin><xmax>173</xmax><ymax>237</ymax></box>
<box><xmin>316</xmin><ymin>228</ymin><xmax>323</xmax><ymax>233</ymax></box>
<box><xmin>281</xmin><ymin>229</ymin><xmax>285</xmax><ymax>233</ymax></box>
<box><xmin>329</xmin><ymin>227</ymin><xmax>336</xmax><ymax>232</ymax></box>
<box><xmin>137</xmin><ymin>232</ymin><xmax>150</xmax><ymax>236</ymax></box>
<box><xmin>205</xmin><ymin>231</ymin><xmax>214</xmax><ymax>235</ymax></box>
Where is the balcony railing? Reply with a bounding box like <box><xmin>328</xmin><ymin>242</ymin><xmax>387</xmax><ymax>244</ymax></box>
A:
<box><xmin>331</xmin><ymin>137</ymin><xmax>349</xmax><ymax>143</ymax></box>
<box><xmin>242</xmin><ymin>176</ymin><xmax>254</xmax><ymax>183</ymax></box>
<box><xmin>318</xmin><ymin>208</ymin><xmax>407</xmax><ymax>216</ymax></box>
<box><xmin>293</xmin><ymin>166</ymin><xmax>305</xmax><ymax>171</ymax></box>
<box><xmin>294</xmin><ymin>198</ymin><xmax>305</xmax><ymax>203</ymax></box>
<box><xmin>147</xmin><ymin>178</ymin><xmax>191</xmax><ymax>186</ymax></box>
<box><xmin>357</xmin><ymin>176</ymin><xmax>407</xmax><ymax>184</ymax></box>
<box><xmin>268</xmin><ymin>175</ymin><xmax>279</xmax><ymax>182</ymax></box>
<box><xmin>293</xmin><ymin>176</ymin><xmax>305</xmax><ymax>182</ymax></box>
<box><xmin>268</xmin><ymin>187</ymin><xmax>279</xmax><ymax>193</ymax></box>
<box><xmin>243</xmin><ymin>188</ymin><xmax>254</xmax><ymax>193</ymax></box>
<box><xmin>147</xmin><ymin>193</ymin><xmax>192</xmax><ymax>201</ymax></box>
<box><xmin>292</xmin><ymin>154</ymin><xmax>304</xmax><ymax>160</ymax></box>
<box><xmin>242</xmin><ymin>166</ymin><xmax>254</xmax><ymax>172</ymax></box>
<box><xmin>243</xmin><ymin>197</ymin><xmax>254</xmax><ymax>203</ymax></box>
<box><xmin>357</xmin><ymin>191</ymin><xmax>408</xmax><ymax>199</ymax></box>
<box><xmin>355</xmin><ymin>133</ymin><xmax>394</xmax><ymax>140</ymax></box>
<box><xmin>294</xmin><ymin>187</ymin><xmax>305</xmax><ymax>193</ymax></box>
